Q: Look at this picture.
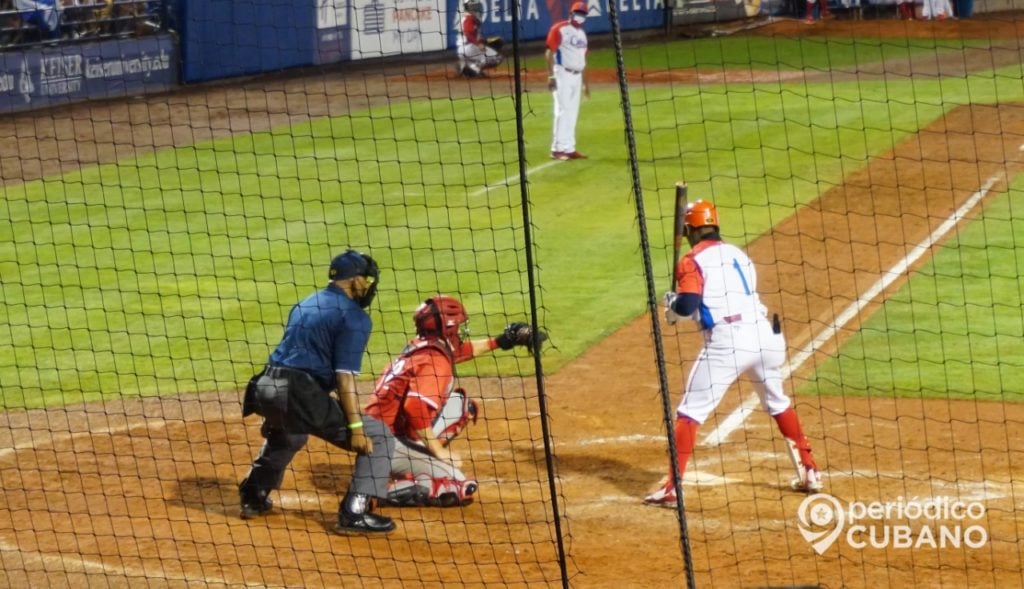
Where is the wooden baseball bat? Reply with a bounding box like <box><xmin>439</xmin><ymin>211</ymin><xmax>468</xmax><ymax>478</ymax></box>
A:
<box><xmin>671</xmin><ymin>182</ymin><xmax>688</xmax><ymax>292</ymax></box>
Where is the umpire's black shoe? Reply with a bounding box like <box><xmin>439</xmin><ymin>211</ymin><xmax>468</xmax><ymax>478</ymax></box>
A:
<box><xmin>239</xmin><ymin>496</ymin><xmax>273</xmax><ymax>520</ymax></box>
<box><xmin>334</xmin><ymin>511</ymin><xmax>395</xmax><ymax>535</ymax></box>
<box><xmin>334</xmin><ymin>492</ymin><xmax>395</xmax><ymax>535</ymax></box>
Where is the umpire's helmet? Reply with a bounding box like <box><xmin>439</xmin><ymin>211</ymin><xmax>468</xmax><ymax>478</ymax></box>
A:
<box><xmin>684</xmin><ymin>200</ymin><xmax>719</xmax><ymax>230</ymax></box>
<box><xmin>414</xmin><ymin>296</ymin><xmax>469</xmax><ymax>351</ymax></box>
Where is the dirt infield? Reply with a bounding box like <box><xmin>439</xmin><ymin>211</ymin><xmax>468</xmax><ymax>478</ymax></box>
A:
<box><xmin>2</xmin><ymin>17</ymin><xmax>1024</xmax><ymax>589</ymax></box>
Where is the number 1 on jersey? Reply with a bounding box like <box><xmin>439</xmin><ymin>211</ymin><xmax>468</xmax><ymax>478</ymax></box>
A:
<box><xmin>732</xmin><ymin>258</ymin><xmax>752</xmax><ymax>295</ymax></box>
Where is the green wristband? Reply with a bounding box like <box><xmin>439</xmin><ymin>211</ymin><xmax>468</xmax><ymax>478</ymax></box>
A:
<box><xmin>348</xmin><ymin>421</ymin><xmax>364</xmax><ymax>430</ymax></box>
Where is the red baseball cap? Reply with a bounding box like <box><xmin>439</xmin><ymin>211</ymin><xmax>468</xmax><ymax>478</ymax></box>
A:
<box><xmin>571</xmin><ymin>1</ymin><xmax>587</xmax><ymax>14</ymax></box>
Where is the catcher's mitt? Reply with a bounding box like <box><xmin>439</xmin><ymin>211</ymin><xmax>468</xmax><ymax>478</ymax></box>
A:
<box><xmin>495</xmin><ymin>322</ymin><xmax>548</xmax><ymax>353</ymax></box>
<box><xmin>485</xmin><ymin>36</ymin><xmax>504</xmax><ymax>51</ymax></box>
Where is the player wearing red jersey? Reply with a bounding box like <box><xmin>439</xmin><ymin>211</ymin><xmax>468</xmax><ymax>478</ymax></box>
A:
<box><xmin>366</xmin><ymin>296</ymin><xmax>546</xmax><ymax>507</ymax></box>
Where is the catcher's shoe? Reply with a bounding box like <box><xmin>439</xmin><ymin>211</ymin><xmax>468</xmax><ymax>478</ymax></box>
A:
<box><xmin>643</xmin><ymin>484</ymin><xmax>679</xmax><ymax>508</ymax></box>
<box><xmin>564</xmin><ymin>151</ymin><xmax>588</xmax><ymax>160</ymax></box>
<box><xmin>791</xmin><ymin>468</ymin><xmax>824</xmax><ymax>493</ymax></box>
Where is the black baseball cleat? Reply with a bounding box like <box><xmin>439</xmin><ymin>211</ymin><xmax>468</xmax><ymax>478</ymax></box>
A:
<box><xmin>334</xmin><ymin>492</ymin><xmax>395</xmax><ymax>535</ymax></box>
<box><xmin>239</xmin><ymin>497</ymin><xmax>273</xmax><ymax>520</ymax></box>
<box><xmin>334</xmin><ymin>511</ymin><xmax>396</xmax><ymax>535</ymax></box>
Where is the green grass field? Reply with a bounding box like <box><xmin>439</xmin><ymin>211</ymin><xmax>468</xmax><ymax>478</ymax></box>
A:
<box><xmin>2</xmin><ymin>36</ymin><xmax>1023</xmax><ymax>409</ymax></box>
<box><xmin>804</xmin><ymin>185</ymin><xmax>1024</xmax><ymax>402</ymax></box>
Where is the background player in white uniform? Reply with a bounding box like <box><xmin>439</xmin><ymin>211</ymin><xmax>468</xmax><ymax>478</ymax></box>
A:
<box><xmin>455</xmin><ymin>0</ymin><xmax>502</xmax><ymax>77</ymax></box>
<box><xmin>645</xmin><ymin>200</ymin><xmax>823</xmax><ymax>507</ymax></box>
<box><xmin>545</xmin><ymin>2</ymin><xmax>589</xmax><ymax>161</ymax></box>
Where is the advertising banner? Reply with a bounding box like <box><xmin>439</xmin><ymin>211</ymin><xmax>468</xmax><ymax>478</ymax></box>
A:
<box><xmin>316</xmin><ymin>0</ymin><xmax>353</xmax><ymax>63</ymax></box>
<box><xmin>446</xmin><ymin>0</ymin><xmax>666</xmax><ymax>49</ymax></box>
<box><xmin>348</xmin><ymin>0</ymin><xmax>448</xmax><ymax>60</ymax></box>
<box><xmin>0</xmin><ymin>33</ymin><xmax>177</xmax><ymax>114</ymax></box>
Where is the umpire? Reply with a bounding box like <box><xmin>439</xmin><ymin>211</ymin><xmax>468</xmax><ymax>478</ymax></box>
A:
<box><xmin>238</xmin><ymin>249</ymin><xmax>398</xmax><ymax>535</ymax></box>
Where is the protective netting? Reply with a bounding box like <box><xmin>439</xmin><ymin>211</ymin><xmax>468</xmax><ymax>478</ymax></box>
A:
<box><xmin>2</xmin><ymin>1</ymin><xmax>1024</xmax><ymax>588</ymax></box>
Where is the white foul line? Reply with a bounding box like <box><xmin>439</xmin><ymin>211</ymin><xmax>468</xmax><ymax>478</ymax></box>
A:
<box><xmin>468</xmin><ymin>160</ymin><xmax>561</xmax><ymax>197</ymax></box>
<box><xmin>703</xmin><ymin>171</ymin><xmax>1004</xmax><ymax>446</ymax></box>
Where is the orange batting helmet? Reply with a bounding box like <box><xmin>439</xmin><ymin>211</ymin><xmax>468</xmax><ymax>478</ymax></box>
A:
<box><xmin>684</xmin><ymin>199</ymin><xmax>719</xmax><ymax>229</ymax></box>
<box><xmin>571</xmin><ymin>1</ymin><xmax>588</xmax><ymax>14</ymax></box>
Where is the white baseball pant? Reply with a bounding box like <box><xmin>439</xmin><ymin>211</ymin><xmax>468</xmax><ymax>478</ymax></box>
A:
<box><xmin>677</xmin><ymin>319</ymin><xmax>793</xmax><ymax>424</ymax></box>
<box><xmin>550</xmin><ymin>66</ymin><xmax>583</xmax><ymax>154</ymax></box>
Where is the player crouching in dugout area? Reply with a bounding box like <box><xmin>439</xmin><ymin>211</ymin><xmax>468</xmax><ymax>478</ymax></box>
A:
<box><xmin>365</xmin><ymin>296</ymin><xmax>547</xmax><ymax>507</ymax></box>
<box><xmin>456</xmin><ymin>0</ymin><xmax>504</xmax><ymax>78</ymax></box>
<box><xmin>645</xmin><ymin>199</ymin><xmax>823</xmax><ymax>507</ymax></box>
<box><xmin>239</xmin><ymin>250</ymin><xmax>398</xmax><ymax>535</ymax></box>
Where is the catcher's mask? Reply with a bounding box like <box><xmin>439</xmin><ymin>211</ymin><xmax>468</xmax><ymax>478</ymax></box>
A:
<box><xmin>329</xmin><ymin>249</ymin><xmax>380</xmax><ymax>308</ymax></box>
<box><xmin>414</xmin><ymin>296</ymin><xmax>470</xmax><ymax>352</ymax></box>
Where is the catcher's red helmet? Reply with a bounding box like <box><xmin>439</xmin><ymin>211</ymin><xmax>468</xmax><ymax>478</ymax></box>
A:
<box><xmin>413</xmin><ymin>296</ymin><xmax>469</xmax><ymax>350</ymax></box>
<box><xmin>571</xmin><ymin>1</ymin><xmax>588</xmax><ymax>14</ymax></box>
<box><xmin>684</xmin><ymin>199</ymin><xmax>719</xmax><ymax>229</ymax></box>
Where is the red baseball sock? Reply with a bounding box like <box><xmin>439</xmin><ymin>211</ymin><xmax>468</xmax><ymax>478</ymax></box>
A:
<box><xmin>773</xmin><ymin>407</ymin><xmax>818</xmax><ymax>469</ymax></box>
<box><xmin>665</xmin><ymin>416</ymin><xmax>699</xmax><ymax>484</ymax></box>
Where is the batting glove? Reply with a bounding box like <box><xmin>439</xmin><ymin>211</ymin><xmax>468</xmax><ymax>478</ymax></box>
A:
<box><xmin>664</xmin><ymin>292</ymin><xmax>682</xmax><ymax>325</ymax></box>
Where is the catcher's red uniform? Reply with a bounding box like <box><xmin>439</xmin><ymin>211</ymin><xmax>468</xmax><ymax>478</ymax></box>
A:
<box><xmin>365</xmin><ymin>339</ymin><xmax>479</xmax><ymax>507</ymax></box>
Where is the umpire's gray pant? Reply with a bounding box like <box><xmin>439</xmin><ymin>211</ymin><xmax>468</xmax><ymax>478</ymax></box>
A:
<box><xmin>241</xmin><ymin>368</ymin><xmax>394</xmax><ymax>500</ymax></box>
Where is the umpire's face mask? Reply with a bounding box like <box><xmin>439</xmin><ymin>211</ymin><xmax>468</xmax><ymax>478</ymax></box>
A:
<box><xmin>355</xmin><ymin>273</ymin><xmax>378</xmax><ymax>309</ymax></box>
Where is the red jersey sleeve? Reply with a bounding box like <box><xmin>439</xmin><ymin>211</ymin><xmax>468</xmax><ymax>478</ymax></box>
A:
<box><xmin>463</xmin><ymin>14</ymin><xmax>482</xmax><ymax>45</ymax></box>
<box><xmin>400</xmin><ymin>349</ymin><xmax>454</xmax><ymax>435</ymax></box>
<box><xmin>545</xmin><ymin>24</ymin><xmax>562</xmax><ymax>52</ymax></box>
<box><xmin>676</xmin><ymin>253</ymin><xmax>704</xmax><ymax>295</ymax></box>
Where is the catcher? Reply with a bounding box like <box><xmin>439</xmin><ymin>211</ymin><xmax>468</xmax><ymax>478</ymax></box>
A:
<box><xmin>364</xmin><ymin>296</ymin><xmax>546</xmax><ymax>507</ymax></box>
<box><xmin>455</xmin><ymin>0</ymin><xmax>504</xmax><ymax>78</ymax></box>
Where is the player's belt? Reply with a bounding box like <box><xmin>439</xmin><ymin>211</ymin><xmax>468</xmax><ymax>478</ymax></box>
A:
<box><xmin>561</xmin><ymin>67</ymin><xmax>582</xmax><ymax>74</ymax></box>
<box><xmin>722</xmin><ymin>314</ymin><xmax>743</xmax><ymax>324</ymax></box>
<box><xmin>265</xmin><ymin>365</ymin><xmax>291</xmax><ymax>378</ymax></box>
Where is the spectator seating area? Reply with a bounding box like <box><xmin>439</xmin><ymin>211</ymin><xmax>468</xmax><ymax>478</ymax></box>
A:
<box><xmin>0</xmin><ymin>0</ymin><xmax>169</xmax><ymax>49</ymax></box>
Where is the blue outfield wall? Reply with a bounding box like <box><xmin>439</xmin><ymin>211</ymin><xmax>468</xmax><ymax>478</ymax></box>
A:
<box><xmin>0</xmin><ymin>34</ymin><xmax>177</xmax><ymax>114</ymax></box>
<box><xmin>179</xmin><ymin>0</ymin><xmax>666</xmax><ymax>83</ymax></box>
<box><xmin>180</xmin><ymin>0</ymin><xmax>316</xmax><ymax>82</ymax></box>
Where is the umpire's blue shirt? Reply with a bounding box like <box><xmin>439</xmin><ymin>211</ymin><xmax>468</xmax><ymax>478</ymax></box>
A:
<box><xmin>268</xmin><ymin>283</ymin><xmax>371</xmax><ymax>391</ymax></box>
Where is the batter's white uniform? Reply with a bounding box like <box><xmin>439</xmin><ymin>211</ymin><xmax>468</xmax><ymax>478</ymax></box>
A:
<box><xmin>546</xmin><ymin>18</ymin><xmax>587</xmax><ymax>154</ymax></box>
<box><xmin>675</xmin><ymin>239</ymin><xmax>792</xmax><ymax>423</ymax></box>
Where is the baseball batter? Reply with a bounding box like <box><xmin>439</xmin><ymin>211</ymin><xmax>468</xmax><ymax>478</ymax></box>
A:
<box><xmin>545</xmin><ymin>1</ymin><xmax>589</xmax><ymax>161</ymax></box>
<box><xmin>365</xmin><ymin>296</ymin><xmax>546</xmax><ymax>507</ymax></box>
<box><xmin>645</xmin><ymin>200</ymin><xmax>823</xmax><ymax>507</ymax></box>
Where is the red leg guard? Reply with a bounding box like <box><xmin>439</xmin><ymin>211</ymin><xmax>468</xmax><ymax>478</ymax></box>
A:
<box><xmin>773</xmin><ymin>407</ymin><xmax>818</xmax><ymax>469</ymax></box>
<box><xmin>804</xmin><ymin>1</ymin><xmax>815</xmax><ymax>20</ymax></box>
<box><xmin>668</xmin><ymin>416</ymin><xmax>699</xmax><ymax>480</ymax></box>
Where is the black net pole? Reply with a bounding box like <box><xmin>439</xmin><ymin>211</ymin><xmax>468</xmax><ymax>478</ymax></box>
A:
<box><xmin>606</xmin><ymin>2</ymin><xmax>697</xmax><ymax>588</ymax></box>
